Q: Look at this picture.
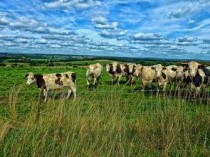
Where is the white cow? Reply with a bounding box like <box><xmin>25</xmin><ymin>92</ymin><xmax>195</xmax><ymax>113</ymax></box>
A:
<box><xmin>86</xmin><ymin>63</ymin><xmax>103</xmax><ymax>88</ymax></box>
<box><xmin>134</xmin><ymin>64</ymin><xmax>157</xmax><ymax>90</ymax></box>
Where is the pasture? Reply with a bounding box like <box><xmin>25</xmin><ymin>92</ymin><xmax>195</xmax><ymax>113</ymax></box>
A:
<box><xmin>0</xmin><ymin>60</ymin><xmax>210</xmax><ymax>157</ymax></box>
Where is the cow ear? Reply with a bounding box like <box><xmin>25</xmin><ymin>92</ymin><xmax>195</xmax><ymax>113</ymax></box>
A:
<box><xmin>56</xmin><ymin>73</ymin><xmax>62</xmax><ymax>78</ymax></box>
<box><xmin>162</xmin><ymin>67</ymin><xmax>167</xmax><ymax>70</ymax></box>
<box><xmin>25</xmin><ymin>74</ymin><xmax>29</xmax><ymax>78</ymax></box>
<box><xmin>198</xmin><ymin>64</ymin><xmax>205</xmax><ymax>69</ymax></box>
<box><xmin>65</xmin><ymin>74</ymin><xmax>69</xmax><ymax>78</ymax></box>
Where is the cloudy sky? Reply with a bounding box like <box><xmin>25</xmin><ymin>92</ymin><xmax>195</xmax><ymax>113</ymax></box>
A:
<box><xmin>0</xmin><ymin>0</ymin><xmax>210</xmax><ymax>60</ymax></box>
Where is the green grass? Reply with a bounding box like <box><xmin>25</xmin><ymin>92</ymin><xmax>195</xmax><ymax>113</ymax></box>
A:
<box><xmin>0</xmin><ymin>61</ymin><xmax>210</xmax><ymax>157</ymax></box>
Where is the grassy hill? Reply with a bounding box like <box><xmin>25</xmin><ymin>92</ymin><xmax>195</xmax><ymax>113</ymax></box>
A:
<box><xmin>0</xmin><ymin>57</ymin><xmax>210</xmax><ymax>156</ymax></box>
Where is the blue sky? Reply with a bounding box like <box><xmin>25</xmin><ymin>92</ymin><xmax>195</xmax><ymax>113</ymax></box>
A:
<box><xmin>0</xmin><ymin>0</ymin><xmax>210</xmax><ymax>60</ymax></box>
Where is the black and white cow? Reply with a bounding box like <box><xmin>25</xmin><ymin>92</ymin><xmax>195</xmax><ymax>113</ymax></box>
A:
<box><xmin>25</xmin><ymin>72</ymin><xmax>76</xmax><ymax>102</ymax></box>
<box><xmin>105</xmin><ymin>62</ymin><xmax>126</xmax><ymax>85</ymax></box>
<box><xmin>181</xmin><ymin>61</ymin><xmax>210</xmax><ymax>93</ymax></box>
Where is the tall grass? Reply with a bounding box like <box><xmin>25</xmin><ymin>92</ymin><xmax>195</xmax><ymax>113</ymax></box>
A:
<box><xmin>0</xmin><ymin>87</ymin><xmax>210</xmax><ymax>157</ymax></box>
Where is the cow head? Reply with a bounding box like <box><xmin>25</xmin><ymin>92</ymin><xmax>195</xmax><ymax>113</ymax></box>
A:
<box><xmin>181</xmin><ymin>61</ymin><xmax>204</xmax><ymax>78</ymax></box>
<box><xmin>87</xmin><ymin>64</ymin><xmax>98</xmax><ymax>74</ymax></box>
<box><xmin>25</xmin><ymin>72</ymin><xmax>36</xmax><ymax>85</ymax></box>
<box><xmin>133</xmin><ymin>64</ymin><xmax>143</xmax><ymax>76</ymax></box>
<box><xmin>128</xmin><ymin>64</ymin><xmax>136</xmax><ymax>74</ymax></box>
<box><xmin>176</xmin><ymin>66</ymin><xmax>184</xmax><ymax>79</ymax></box>
<box><xmin>124</xmin><ymin>64</ymin><xmax>135</xmax><ymax>74</ymax></box>
<box><xmin>152</xmin><ymin>64</ymin><xmax>163</xmax><ymax>78</ymax></box>
<box><xmin>112</xmin><ymin>62</ymin><xmax>118</xmax><ymax>73</ymax></box>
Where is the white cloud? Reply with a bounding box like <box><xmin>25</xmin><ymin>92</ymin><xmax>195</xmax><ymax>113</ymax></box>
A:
<box><xmin>133</xmin><ymin>33</ymin><xmax>162</xmax><ymax>40</ymax></box>
<box><xmin>92</xmin><ymin>16</ymin><xmax>118</xmax><ymax>29</ymax></box>
<box><xmin>43</xmin><ymin>0</ymin><xmax>101</xmax><ymax>9</ymax></box>
<box><xmin>99</xmin><ymin>30</ymin><xmax>127</xmax><ymax>38</ymax></box>
<box><xmin>9</xmin><ymin>17</ymin><xmax>39</xmax><ymax>28</ymax></box>
<box><xmin>0</xmin><ymin>17</ymin><xmax>9</xmax><ymax>25</ymax></box>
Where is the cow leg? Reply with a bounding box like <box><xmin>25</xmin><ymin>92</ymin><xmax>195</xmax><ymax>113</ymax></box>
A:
<box><xmin>125</xmin><ymin>75</ymin><xmax>130</xmax><ymax>85</ymax></box>
<box><xmin>66</xmin><ymin>89</ymin><xmax>72</xmax><ymax>99</ymax></box>
<box><xmin>93</xmin><ymin>77</ymin><xmax>97</xmax><ymax>88</ymax></box>
<box><xmin>111</xmin><ymin>75</ymin><xmax>115</xmax><ymax>84</ymax></box>
<box><xmin>130</xmin><ymin>76</ymin><xmax>134</xmax><ymax>85</ymax></box>
<box><xmin>195</xmin><ymin>87</ymin><xmax>201</xmax><ymax>96</ymax></box>
<box><xmin>117</xmin><ymin>75</ymin><xmax>122</xmax><ymax>85</ymax></box>
<box><xmin>97</xmin><ymin>76</ymin><xmax>101</xmax><ymax>84</ymax></box>
<box><xmin>86</xmin><ymin>80</ymin><xmax>90</xmax><ymax>86</ymax></box>
<box><xmin>86</xmin><ymin>79</ymin><xmax>91</xmax><ymax>89</ymax></box>
<box><xmin>141</xmin><ymin>80</ymin><xmax>147</xmax><ymax>91</ymax></box>
<box><xmin>163</xmin><ymin>82</ymin><xmax>167</xmax><ymax>91</ymax></box>
<box><xmin>71</xmin><ymin>86</ymin><xmax>76</xmax><ymax>99</ymax></box>
<box><xmin>43</xmin><ymin>89</ymin><xmax>48</xmax><ymax>102</ymax></box>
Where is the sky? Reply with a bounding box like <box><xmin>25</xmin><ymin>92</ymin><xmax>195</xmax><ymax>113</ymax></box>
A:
<box><xmin>0</xmin><ymin>0</ymin><xmax>210</xmax><ymax>60</ymax></box>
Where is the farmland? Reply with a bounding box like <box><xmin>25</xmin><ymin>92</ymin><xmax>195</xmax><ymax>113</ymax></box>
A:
<box><xmin>0</xmin><ymin>54</ymin><xmax>210</xmax><ymax>156</ymax></box>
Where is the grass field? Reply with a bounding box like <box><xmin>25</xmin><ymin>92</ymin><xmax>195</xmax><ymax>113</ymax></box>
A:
<box><xmin>0</xmin><ymin>60</ymin><xmax>210</xmax><ymax>157</ymax></box>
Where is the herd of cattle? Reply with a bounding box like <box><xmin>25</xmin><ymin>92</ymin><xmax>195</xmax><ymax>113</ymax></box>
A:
<box><xmin>25</xmin><ymin>61</ymin><xmax>210</xmax><ymax>101</ymax></box>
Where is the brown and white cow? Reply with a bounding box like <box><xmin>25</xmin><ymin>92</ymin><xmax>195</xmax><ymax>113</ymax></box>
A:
<box><xmin>106</xmin><ymin>62</ymin><xmax>126</xmax><ymax>85</ymax></box>
<box><xmin>124</xmin><ymin>63</ymin><xmax>136</xmax><ymax>85</ymax></box>
<box><xmin>181</xmin><ymin>61</ymin><xmax>209</xmax><ymax>93</ymax></box>
<box><xmin>86</xmin><ymin>63</ymin><xmax>103</xmax><ymax>89</ymax></box>
<box><xmin>25</xmin><ymin>71</ymin><xmax>76</xmax><ymax>102</ymax></box>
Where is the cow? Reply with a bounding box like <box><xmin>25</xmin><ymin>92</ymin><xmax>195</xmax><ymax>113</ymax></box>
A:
<box><xmin>174</xmin><ymin>65</ymin><xmax>193</xmax><ymax>88</ymax></box>
<box><xmin>151</xmin><ymin>64</ymin><xmax>169</xmax><ymax>91</ymax></box>
<box><xmin>105</xmin><ymin>62</ymin><xmax>126</xmax><ymax>85</ymax></box>
<box><xmin>157</xmin><ymin>65</ymin><xmax>178</xmax><ymax>90</ymax></box>
<box><xmin>86</xmin><ymin>63</ymin><xmax>103</xmax><ymax>89</ymax></box>
<box><xmin>124</xmin><ymin>63</ymin><xmax>136</xmax><ymax>85</ymax></box>
<box><xmin>134</xmin><ymin>64</ymin><xmax>170</xmax><ymax>91</ymax></box>
<box><xmin>134</xmin><ymin>64</ymin><xmax>157</xmax><ymax>90</ymax></box>
<box><xmin>25</xmin><ymin>71</ymin><xmax>76</xmax><ymax>102</ymax></box>
<box><xmin>181</xmin><ymin>61</ymin><xmax>210</xmax><ymax>93</ymax></box>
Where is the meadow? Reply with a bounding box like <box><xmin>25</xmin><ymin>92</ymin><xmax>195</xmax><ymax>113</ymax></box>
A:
<box><xmin>0</xmin><ymin>58</ymin><xmax>210</xmax><ymax>157</ymax></box>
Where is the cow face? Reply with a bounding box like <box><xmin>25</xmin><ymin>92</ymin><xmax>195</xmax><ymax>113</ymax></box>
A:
<box><xmin>182</xmin><ymin>61</ymin><xmax>204</xmax><ymax>78</ymax></box>
<box><xmin>152</xmin><ymin>64</ymin><xmax>163</xmax><ymax>78</ymax></box>
<box><xmin>128</xmin><ymin>64</ymin><xmax>136</xmax><ymax>74</ymax></box>
<box><xmin>176</xmin><ymin>66</ymin><xmax>184</xmax><ymax>79</ymax></box>
<box><xmin>112</xmin><ymin>62</ymin><xmax>118</xmax><ymax>73</ymax></box>
<box><xmin>105</xmin><ymin>64</ymin><xmax>110</xmax><ymax>72</ymax></box>
<box><xmin>124</xmin><ymin>64</ymin><xmax>135</xmax><ymax>74</ymax></box>
<box><xmin>133</xmin><ymin>64</ymin><xmax>142</xmax><ymax>76</ymax></box>
<box><xmin>166</xmin><ymin>65</ymin><xmax>177</xmax><ymax>78</ymax></box>
<box><xmin>87</xmin><ymin>64</ymin><xmax>98</xmax><ymax>74</ymax></box>
<box><xmin>25</xmin><ymin>72</ymin><xmax>36</xmax><ymax>85</ymax></box>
